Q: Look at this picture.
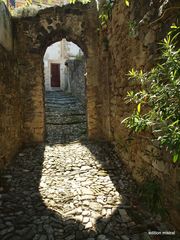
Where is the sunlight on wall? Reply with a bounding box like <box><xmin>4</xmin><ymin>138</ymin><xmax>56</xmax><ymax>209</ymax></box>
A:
<box><xmin>43</xmin><ymin>39</ymin><xmax>83</xmax><ymax>91</ymax></box>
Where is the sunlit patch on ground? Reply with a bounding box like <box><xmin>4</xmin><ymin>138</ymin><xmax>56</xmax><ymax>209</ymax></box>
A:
<box><xmin>0</xmin><ymin>92</ymin><xmax>178</xmax><ymax>240</ymax></box>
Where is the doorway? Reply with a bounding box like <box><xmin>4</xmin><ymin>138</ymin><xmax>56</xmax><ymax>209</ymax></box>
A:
<box><xmin>43</xmin><ymin>39</ymin><xmax>87</xmax><ymax>143</ymax></box>
<box><xmin>51</xmin><ymin>63</ymin><xmax>60</xmax><ymax>88</ymax></box>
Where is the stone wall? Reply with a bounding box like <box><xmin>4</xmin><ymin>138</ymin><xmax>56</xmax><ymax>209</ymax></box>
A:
<box><xmin>66</xmin><ymin>59</ymin><xmax>86</xmax><ymax>104</ymax></box>
<box><xmin>1</xmin><ymin>0</ymin><xmax>179</xmax><ymax>229</ymax></box>
<box><xmin>0</xmin><ymin>2</ymin><xmax>13</xmax><ymax>51</ymax></box>
<box><xmin>99</xmin><ymin>0</ymin><xmax>180</xmax><ymax>228</ymax></box>
<box><xmin>13</xmin><ymin>1</ymin><xmax>101</xmax><ymax>142</ymax></box>
<box><xmin>0</xmin><ymin>44</ymin><xmax>22</xmax><ymax>168</ymax></box>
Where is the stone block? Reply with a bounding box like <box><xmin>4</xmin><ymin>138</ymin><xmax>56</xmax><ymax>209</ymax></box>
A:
<box><xmin>152</xmin><ymin>160</ymin><xmax>169</xmax><ymax>174</ymax></box>
<box><xmin>144</xmin><ymin>30</ymin><xmax>156</xmax><ymax>46</ymax></box>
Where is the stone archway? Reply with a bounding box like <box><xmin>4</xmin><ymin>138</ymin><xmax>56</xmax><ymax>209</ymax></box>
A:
<box><xmin>13</xmin><ymin>1</ymin><xmax>102</xmax><ymax>144</ymax></box>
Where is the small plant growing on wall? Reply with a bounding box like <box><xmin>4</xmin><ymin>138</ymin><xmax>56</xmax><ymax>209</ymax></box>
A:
<box><xmin>128</xmin><ymin>20</ymin><xmax>138</xmax><ymax>38</ymax></box>
<box><xmin>137</xmin><ymin>166</ymin><xmax>167</xmax><ymax>217</ymax></box>
<box><xmin>68</xmin><ymin>0</ymin><xmax>131</xmax><ymax>27</ymax></box>
<box><xmin>68</xmin><ymin>0</ymin><xmax>131</xmax><ymax>28</ymax></box>
<box><xmin>122</xmin><ymin>24</ymin><xmax>180</xmax><ymax>163</ymax></box>
<box><xmin>98</xmin><ymin>0</ymin><xmax>114</xmax><ymax>27</ymax></box>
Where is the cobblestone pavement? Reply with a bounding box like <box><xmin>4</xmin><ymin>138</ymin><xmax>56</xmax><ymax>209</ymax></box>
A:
<box><xmin>0</xmin><ymin>91</ymin><xmax>178</xmax><ymax>240</ymax></box>
<box><xmin>45</xmin><ymin>91</ymin><xmax>87</xmax><ymax>144</ymax></box>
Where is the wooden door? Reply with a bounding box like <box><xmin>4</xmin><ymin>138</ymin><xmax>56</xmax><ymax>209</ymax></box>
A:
<box><xmin>51</xmin><ymin>63</ymin><xmax>60</xmax><ymax>87</ymax></box>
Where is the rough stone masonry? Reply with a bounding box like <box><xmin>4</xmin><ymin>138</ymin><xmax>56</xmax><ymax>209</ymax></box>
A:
<box><xmin>0</xmin><ymin>0</ymin><xmax>180</xmax><ymax>231</ymax></box>
<box><xmin>0</xmin><ymin>91</ymin><xmax>179</xmax><ymax>240</ymax></box>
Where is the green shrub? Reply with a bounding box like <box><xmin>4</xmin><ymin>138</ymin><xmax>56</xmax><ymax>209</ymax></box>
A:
<box><xmin>122</xmin><ymin>25</ymin><xmax>180</xmax><ymax>163</ymax></box>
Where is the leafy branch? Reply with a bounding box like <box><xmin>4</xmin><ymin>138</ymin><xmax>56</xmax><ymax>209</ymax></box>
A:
<box><xmin>122</xmin><ymin>25</ymin><xmax>180</xmax><ymax>163</ymax></box>
<box><xmin>99</xmin><ymin>0</ymin><xmax>114</xmax><ymax>27</ymax></box>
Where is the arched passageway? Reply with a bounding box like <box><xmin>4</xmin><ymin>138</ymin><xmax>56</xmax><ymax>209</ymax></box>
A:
<box><xmin>43</xmin><ymin>39</ymin><xmax>87</xmax><ymax>143</ymax></box>
<box><xmin>13</xmin><ymin>1</ymin><xmax>101</xmax><ymax>145</ymax></box>
<box><xmin>1</xmin><ymin>1</ymin><xmax>179</xmax><ymax>238</ymax></box>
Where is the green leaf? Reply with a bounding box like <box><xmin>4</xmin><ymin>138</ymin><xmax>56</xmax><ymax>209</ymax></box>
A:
<box><xmin>170</xmin><ymin>24</ymin><xmax>178</xmax><ymax>29</ymax></box>
<box><xmin>171</xmin><ymin>31</ymin><xmax>180</xmax><ymax>43</ymax></box>
<box><xmin>129</xmin><ymin>68</ymin><xmax>136</xmax><ymax>77</ymax></box>
<box><xmin>137</xmin><ymin>103</ymin><xmax>141</xmax><ymax>113</ymax></box>
<box><xmin>124</xmin><ymin>0</ymin><xmax>129</xmax><ymax>7</ymax></box>
<box><xmin>173</xmin><ymin>153</ymin><xmax>179</xmax><ymax>163</ymax></box>
<box><xmin>121</xmin><ymin>117</ymin><xmax>129</xmax><ymax>124</ymax></box>
<box><xmin>170</xmin><ymin>120</ymin><xmax>179</xmax><ymax>127</ymax></box>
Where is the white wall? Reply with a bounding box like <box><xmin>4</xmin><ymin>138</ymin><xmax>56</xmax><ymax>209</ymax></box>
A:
<box><xmin>43</xmin><ymin>39</ymin><xmax>83</xmax><ymax>91</ymax></box>
<box><xmin>44</xmin><ymin>44</ymin><xmax>58</xmax><ymax>59</ymax></box>
<box><xmin>67</xmin><ymin>42</ymin><xmax>83</xmax><ymax>58</ymax></box>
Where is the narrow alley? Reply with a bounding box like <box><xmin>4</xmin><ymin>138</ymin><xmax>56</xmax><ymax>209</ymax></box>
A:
<box><xmin>0</xmin><ymin>0</ymin><xmax>180</xmax><ymax>239</ymax></box>
<box><xmin>0</xmin><ymin>92</ymin><xmax>176</xmax><ymax>240</ymax></box>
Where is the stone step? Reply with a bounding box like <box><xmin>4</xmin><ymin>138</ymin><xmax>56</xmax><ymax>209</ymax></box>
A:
<box><xmin>46</xmin><ymin>115</ymin><xmax>86</xmax><ymax>124</ymax></box>
<box><xmin>45</xmin><ymin>90</ymin><xmax>87</xmax><ymax>144</ymax></box>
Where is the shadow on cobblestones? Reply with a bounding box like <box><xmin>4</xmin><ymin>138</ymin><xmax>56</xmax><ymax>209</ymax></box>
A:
<box><xmin>0</xmin><ymin>141</ymin><xmax>178</xmax><ymax>240</ymax></box>
<box><xmin>0</xmin><ymin>92</ymin><xmax>179</xmax><ymax>240</ymax></box>
<box><xmin>79</xmin><ymin>141</ymin><xmax>179</xmax><ymax>240</ymax></box>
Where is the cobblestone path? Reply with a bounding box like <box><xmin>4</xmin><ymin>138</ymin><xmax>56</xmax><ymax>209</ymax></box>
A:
<box><xmin>0</xmin><ymin>92</ymin><xmax>178</xmax><ymax>240</ymax></box>
<box><xmin>45</xmin><ymin>91</ymin><xmax>87</xmax><ymax>144</ymax></box>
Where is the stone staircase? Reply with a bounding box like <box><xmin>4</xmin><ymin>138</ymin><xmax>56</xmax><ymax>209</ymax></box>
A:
<box><xmin>45</xmin><ymin>91</ymin><xmax>87</xmax><ymax>144</ymax></box>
